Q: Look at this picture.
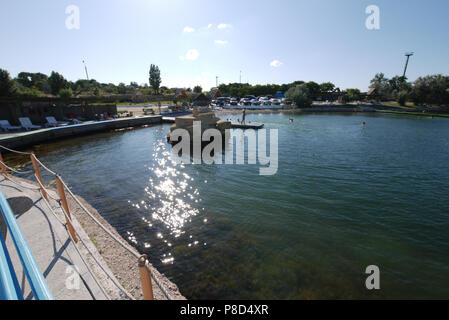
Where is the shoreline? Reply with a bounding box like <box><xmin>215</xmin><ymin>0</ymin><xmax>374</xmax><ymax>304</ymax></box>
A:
<box><xmin>214</xmin><ymin>106</ymin><xmax>376</xmax><ymax>116</ymax></box>
<box><xmin>1</xmin><ymin>106</ymin><xmax>447</xmax><ymax>152</ymax></box>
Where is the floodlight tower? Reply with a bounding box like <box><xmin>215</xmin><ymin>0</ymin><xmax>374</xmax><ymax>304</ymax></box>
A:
<box><xmin>82</xmin><ymin>60</ymin><xmax>90</xmax><ymax>80</ymax></box>
<box><xmin>402</xmin><ymin>52</ymin><xmax>414</xmax><ymax>78</ymax></box>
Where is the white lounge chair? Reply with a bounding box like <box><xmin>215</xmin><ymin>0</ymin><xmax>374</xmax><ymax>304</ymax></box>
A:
<box><xmin>46</xmin><ymin>117</ymin><xmax>69</xmax><ymax>127</ymax></box>
<box><xmin>0</xmin><ymin>120</ymin><xmax>22</xmax><ymax>132</ymax></box>
<box><xmin>19</xmin><ymin>117</ymin><xmax>42</xmax><ymax>131</ymax></box>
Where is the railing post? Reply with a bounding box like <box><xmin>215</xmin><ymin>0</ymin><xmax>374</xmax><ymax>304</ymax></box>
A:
<box><xmin>55</xmin><ymin>175</ymin><xmax>78</xmax><ymax>243</ymax></box>
<box><xmin>30</xmin><ymin>153</ymin><xmax>48</xmax><ymax>201</ymax></box>
<box><xmin>138</xmin><ymin>255</ymin><xmax>154</xmax><ymax>300</ymax></box>
<box><xmin>0</xmin><ymin>153</ymin><xmax>8</xmax><ymax>180</ymax></box>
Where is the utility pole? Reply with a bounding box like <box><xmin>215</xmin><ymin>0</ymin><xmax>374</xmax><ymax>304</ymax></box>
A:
<box><xmin>240</xmin><ymin>71</ymin><xmax>242</xmax><ymax>84</ymax></box>
<box><xmin>82</xmin><ymin>60</ymin><xmax>90</xmax><ymax>80</ymax></box>
<box><xmin>216</xmin><ymin>76</ymin><xmax>218</xmax><ymax>87</ymax></box>
<box><xmin>402</xmin><ymin>52</ymin><xmax>414</xmax><ymax>78</ymax></box>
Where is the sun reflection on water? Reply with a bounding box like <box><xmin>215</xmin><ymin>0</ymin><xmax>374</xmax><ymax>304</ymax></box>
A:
<box><xmin>130</xmin><ymin>141</ymin><xmax>203</xmax><ymax>264</ymax></box>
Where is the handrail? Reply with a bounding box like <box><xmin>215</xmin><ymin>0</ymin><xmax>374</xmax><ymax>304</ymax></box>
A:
<box><xmin>0</xmin><ymin>190</ymin><xmax>53</xmax><ymax>300</ymax></box>
<box><xmin>0</xmin><ymin>229</ymin><xmax>23</xmax><ymax>300</ymax></box>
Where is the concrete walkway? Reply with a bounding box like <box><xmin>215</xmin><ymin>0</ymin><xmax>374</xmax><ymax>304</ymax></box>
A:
<box><xmin>0</xmin><ymin>176</ymin><xmax>125</xmax><ymax>300</ymax></box>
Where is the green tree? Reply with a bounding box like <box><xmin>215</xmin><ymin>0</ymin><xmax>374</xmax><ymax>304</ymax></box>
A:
<box><xmin>346</xmin><ymin>88</ymin><xmax>361</xmax><ymax>102</ymax></box>
<box><xmin>16</xmin><ymin>72</ymin><xmax>34</xmax><ymax>88</ymax></box>
<box><xmin>193</xmin><ymin>85</ymin><xmax>202</xmax><ymax>93</ymax></box>
<box><xmin>285</xmin><ymin>85</ymin><xmax>313</xmax><ymax>107</ymax></box>
<box><xmin>397</xmin><ymin>90</ymin><xmax>408</xmax><ymax>106</ymax></box>
<box><xmin>149</xmin><ymin>64</ymin><xmax>161</xmax><ymax>94</ymax></box>
<box><xmin>48</xmin><ymin>71</ymin><xmax>68</xmax><ymax>95</ymax></box>
<box><xmin>0</xmin><ymin>69</ymin><xmax>16</xmax><ymax>97</ymax></box>
<box><xmin>16</xmin><ymin>72</ymin><xmax>50</xmax><ymax>93</ymax></box>
<box><xmin>411</xmin><ymin>74</ymin><xmax>449</xmax><ymax>105</ymax></box>
<box><xmin>58</xmin><ymin>88</ymin><xmax>73</xmax><ymax>100</ymax></box>
<box><xmin>369</xmin><ymin>73</ymin><xmax>390</xmax><ymax>100</ymax></box>
<box><xmin>319</xmin><ymin>82</ymin><xmax>335</xmax><ymax>93</ymax></box>
<box><xmin>302</xmin><ymin>81</ymin><xmax>320</xmax><ymax>99</ymax></box>
<box><xmin>117</xmin><ymin>83</ymin><xmax>127</xmax><ymax>94</ymax></box>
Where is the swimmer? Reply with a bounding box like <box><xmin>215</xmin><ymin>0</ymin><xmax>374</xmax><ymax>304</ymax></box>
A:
<box><xmin>362</xmin><ymin>122</ymin><xmax>366</xmax><ymax>126</ymax></box>
<box><xmin>289</xmin><ymin>119</ymin><xmax>294</xmax><ymax>123</ymax></box>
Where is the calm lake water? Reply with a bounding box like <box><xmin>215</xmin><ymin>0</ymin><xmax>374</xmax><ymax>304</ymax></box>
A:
<box><xmin>7</xmin><ymin>113</ymin><xmax>449</xmax><ymax>299</ymax></box>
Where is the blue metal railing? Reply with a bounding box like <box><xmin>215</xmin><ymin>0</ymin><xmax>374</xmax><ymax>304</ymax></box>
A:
<box><xmin>0</xmin><ymin>190</ymin><xmax>53</xmax><ymax>300</ymax></box>
<box><xmin>0</xmin><ymin>228</ymin><xmax>22</xmax><ymax>300</ymax></box>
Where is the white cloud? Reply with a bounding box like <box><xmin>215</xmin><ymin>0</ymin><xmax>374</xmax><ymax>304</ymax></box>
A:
<box><xmin>207</xmin><ymin>24</ymin><xmax>213</xmax><ymax>29</ymax></box>
<box><xmin>217</xmin><ymin>23</ymin><xmax>232</xmax><ymax>30</ymax></box>
<box><xmin>270</xmin><ymin>60</ymin><xmax>283</xmax><ymax>67</ymax></box>
<box><xmin>180</xmin><ymin>49</ymin><xmax>199</xmax><ymax>61</ymax></box>
<box><xmin>201</xmin><ymin>72</ymin><xmax>212</xmax><ymax>76</ymax></box>
<box><xmin>183</xmin><ymin>26</ymin><xmax>195</xmax><ymax>33</ymax></box>
<box><xmin>214</xmin><ymin>40</ymin><xmax>228</xmax><ymax>45</ymax></box>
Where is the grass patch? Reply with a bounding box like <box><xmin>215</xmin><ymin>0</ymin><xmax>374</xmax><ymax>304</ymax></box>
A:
<box><xmin>378</xmin><ymin>109</ymin><xmax>449</xmax><ymax>118</ymax></box>
<box><xmin>89</xmin><ymin>233</ymin><xmax>99</xmax><ymax>248</ymax></box>
<box><xmin>381</xmin><ymin>101</ymin><xmax>419</xmax><ymax>109</ymax></box>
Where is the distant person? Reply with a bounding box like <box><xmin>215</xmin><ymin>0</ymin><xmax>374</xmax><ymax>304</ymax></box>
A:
<box><xmin>362</xmin><ymin>122</ymin><xmax>366</xmax><ymax>127</ymax></box>
<box><xmin>242</xmin><ymin>109</ymin><xmax>247</xmax><ymax>124</ymax></box>
<box><xmin>289</xmin><ymin>118</ymin><xmax>294</xmax><ymax>123</ymax></box>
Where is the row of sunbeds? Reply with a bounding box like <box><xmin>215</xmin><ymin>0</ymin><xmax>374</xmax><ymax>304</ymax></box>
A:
<box><xmin>0</xmin><ymin>117</ymin><xmax>70</xmax><ymax>133</ymax></box>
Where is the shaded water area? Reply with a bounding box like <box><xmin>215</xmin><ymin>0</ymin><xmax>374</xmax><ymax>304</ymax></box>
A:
<box><xmin>4</xmin><ymin>113</ymin><xmax>449</xmax><ymax>299</ymax></box>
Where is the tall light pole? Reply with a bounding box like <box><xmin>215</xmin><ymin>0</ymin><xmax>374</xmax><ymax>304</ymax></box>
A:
<box><xmin>216</xmin><ymin>76</ymin><xmax>219</xmax><ymax>87</ymax></box>
<box><xmin>240</xmin><ymin>71</ymin><xmax>242</xmax><ymax>84</ymax></box>
<box><xmin>82</xmin><ymin>60</ymin><xmax>90</xmax><ymax>80</ymax></box>
<box><xmin>403</xmin><ymin>52</ymin><xmax>414</xmax><ymax>78</ymax></box>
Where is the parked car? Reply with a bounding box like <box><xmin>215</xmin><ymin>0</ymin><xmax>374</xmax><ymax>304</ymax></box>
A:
<box><xmin>259</xmin><ymin>96</ymin><xmax>269</xmax><ymax>102</ymax></box>
<box><xmin>240</xmin><ymin>98</ymin><xmax>252</xmax><ymax>106</ymax></box>
<box><xmin>262</xmin><ymin>99</ymin><xmax>272</xmax><ymax>106</ymax></box>
<box><xmin>216</xmin><ymin>97</ymin><xmax>230</xmax><ymax>106</ymax></box>
<box><xmin>271</xmin><ymin>99</ymin><xmax>281</xmax><ymax>105</ymax></box>
<box><xmin>230</xmin><ymin>98</ymin><xmax>239</xmax><ymax>105</ymax></box>
<box><xmin>281</xmin><ymin>98</ymin><xmax>292</xmax><ymax>105</ymax></box>
<box><xmin>251</xmin><ymin>99</ymin><xmax>261</xmax><ymax>106</ymax></box>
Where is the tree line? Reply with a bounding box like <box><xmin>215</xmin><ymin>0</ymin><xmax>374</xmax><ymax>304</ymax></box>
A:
<box><xmin>1</xmin><ymin>66</ymin><xmax>447</xmax><ymax>107</ymax></box>
<box><xmin>0</xmin><ymin>65</ymin><xmax>167</xmax><ymax>99</ymax></box>
<box><xmin>218</xmin><ymin>81</ymin><xmax>340</xmax><ymax>98</ymax></box>
<box><xmin>369</xmin><ymin>73</ymin><xmax>449</xmax><ymax>106</ymax></box>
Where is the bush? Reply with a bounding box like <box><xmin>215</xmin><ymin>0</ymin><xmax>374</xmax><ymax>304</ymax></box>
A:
<box><xmin>58</xmin><ymin>88</ymin><xmax>73</xmax><ymax>100</ymax></box>
<box><xmin>397</xmin><ymin>90</ymin><xmax>408</xmax><ymax>106</ymax></box>
<box><xmin>346</xmin><ymin>88</ymin><xmax>361</xmax><ymax>102</ymax></box>
<box><xmin>285</xmin><ymin>85</ymin><xmax>312</xmax><ymax>107</ymax></box>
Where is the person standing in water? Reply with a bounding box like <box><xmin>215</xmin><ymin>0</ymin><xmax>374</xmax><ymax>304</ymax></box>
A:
<box><xmin>242</xmin><ymin>108</ymin><xmax>247</xmax><ymax>124</ymax></box>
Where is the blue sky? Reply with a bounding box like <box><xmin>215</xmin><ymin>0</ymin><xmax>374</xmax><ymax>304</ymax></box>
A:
<box><xmin>1</xmin><ymin>0</ymin><xmax>448</xmax><ymax>91</ymax></box>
